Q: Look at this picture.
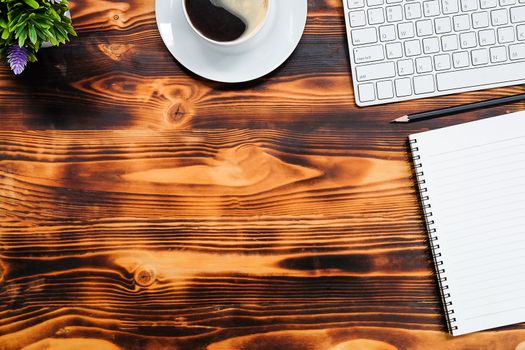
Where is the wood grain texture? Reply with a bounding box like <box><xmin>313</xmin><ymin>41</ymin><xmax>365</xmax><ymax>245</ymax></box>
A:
<box><xmin>2</xmin><ymin>0</ymin><xmax>525</xmax><ymax>349</ymax></box>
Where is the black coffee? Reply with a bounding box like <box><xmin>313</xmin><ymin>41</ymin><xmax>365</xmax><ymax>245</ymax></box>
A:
<box><xmin>185</xmin><ymin>0</ymin><xmax>268</xmax><ymax>42</ymax></box>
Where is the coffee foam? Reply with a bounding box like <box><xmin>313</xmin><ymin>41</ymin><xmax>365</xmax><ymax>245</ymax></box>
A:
<box><xmin>210</xmin><ymin>0</ymin><xmax>268</xmax><ymax>39</ymax></box>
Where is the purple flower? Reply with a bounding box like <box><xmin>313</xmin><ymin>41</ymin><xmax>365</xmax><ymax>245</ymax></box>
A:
<box><xmin>7</xmin><ymin>45</ymin><xmax>29</xmax><ymax>75</ymax></box>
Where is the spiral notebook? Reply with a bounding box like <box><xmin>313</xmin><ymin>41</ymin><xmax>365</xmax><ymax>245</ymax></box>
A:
<box><xmin>409</xmin><ymin>110</ymin><xmax>525</xmax><ymax>336</ymax></box>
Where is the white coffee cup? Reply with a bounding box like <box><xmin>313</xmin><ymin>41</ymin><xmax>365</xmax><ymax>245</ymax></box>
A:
<box><xmin>182</xmin><ymin>0</ymin><xmax>274</xmax><ymax>47</ymax></box>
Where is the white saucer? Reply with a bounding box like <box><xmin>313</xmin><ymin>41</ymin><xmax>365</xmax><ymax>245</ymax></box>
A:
<box><xmin>155</xmin><ymin>0</ymin><xmax>308</xmax><ymax>83</ymax></box>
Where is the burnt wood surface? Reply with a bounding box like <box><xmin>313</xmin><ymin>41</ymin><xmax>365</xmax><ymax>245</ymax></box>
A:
<box><xmin>2</xmin><ymin>0</ymin><xmax>525</xmax><ymax>349</ymax></box>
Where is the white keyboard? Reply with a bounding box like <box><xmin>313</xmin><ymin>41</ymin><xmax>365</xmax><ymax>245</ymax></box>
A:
<box><xmin>343</xmin><ymin>0</ymin><xmax>525</xmax><ymax>106</ymax></box>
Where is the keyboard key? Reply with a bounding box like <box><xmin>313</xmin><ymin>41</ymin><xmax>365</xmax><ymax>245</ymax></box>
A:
<box><xmin>386</xmin><ymin>5</ymin><xmax>403</xmax><ymax>22</ymax></box>
<box><xmin>435</xmin><ymin>17</ymin><xmax>453</xmax><ymax>33</ymax></box>
<box><xmin>423</xmin><ymin>37</ymin><xmax>440</xmax><ymax>53</ymax></box>
<box><xmin>404</xmin><ymin>39</ymin><xmax>422</xmax><ymax>56</ymax></box>
<box><xmin>416</xmin><ymin>56</ymin><xmax>433</xmax><ymax>73</ymax></box>
<box><xmin>479</xmin><ymin>29</ymin><xmax>496</xmax><ymax>45</ymax></box>
<box><xmin>518</xmin><ymin>24</ymin><xmax>525</xmax><ymax>40</ymax></box>
<box><xmin>441</xmin><ymin>34</ymin><xmax>459</xmax><ymax>50</ymax></box>
<box><xmin>348</xmin><ymin>0</ymin><xmax>365</xmax><ymax>8</ymax></box>
<box><xmin>353</xmin><ymin>45</ymin><xmax>385</xmax><ymax>63</ymax></box>
<box><xmin>423</xmin><ymin>1</ymin><xmax>441</xmax><ymax>17</ymax></box>
<box><xmin>434</xmin><ymin>54</ymin><xmax>452</xmax><ymax>70</ymax></box>
<box><xmin>461</xmin><ymin>0</ymin><xmax>478</xmax><ymax>11</ymax></box>
<box><xmin>452</xmin><ymin>51</ymin><xmax>470</xmax><ymax>67</ymax></box>
<box><xmin>491</xmin><ymin>9</ymin><xmax>509</xmax><ymax>26</ymax></box>
<box><xmin>377</xmin><ymin>80</ymin><xmax>394</xmax><ymax>99</ymax></box>
<box><xmin>414</xmin><ymin>75</ymin><xmax>436</xmax><ymax>94</ymax></box>
<box><xmin>453</xmin><ymin>14</ymin><xmax>471</xmax><ymax>31</ymax></box>
<box><xmin>460</xmin><ymin>31</ymin><xmax>477</xmax><ymax>48</ymax></box>
<box><xmin>386</xmin><ymin>42</ymin><xmax>403</xmax><ymax>58</ymax></box>
<box><xmin>480</xmin><ymin>0</ymin><xmax>497</xmax><ymax>8</ymax></box>
<box><xmin>442</xmin><ymin>0</ymin><xmax>459</xmax><ymax>15</ymax></box>
<box><xmin>472</xmin><ymin>48</ymin><xmax>489</xmax><ymax>64</ymax></box>
<box><xmin>358</xmin><ymin>83</ymin><xmax>375</xmax><ymax>102</ymax></box>
<box><xmin>351</xmin><ymin>27</ymin><xmax>378</xmax><ymax>45</ymax></box>
<box><xmin>472</xmin><ymin>11</ymin><xmax>489</xmax><ymax>28</ymax></box>
<box><xmin>368</xmin><ymin>7</ymin><xmax>385</xmax><ymax>24</ymax></box>
<box><xmin>397</xmin><ymin>59</ymin><xmax>414</xmax><ymax>75</ymax></box>
<box><xmin>509</xmin><ymin>43</ymin><xmax>525</xmax><ymax>59</ymax></box>
<box><xmin>490</xmin><ymin>45</ymin><xmax>508</xmax><ymax>62</ymax></box>
<box><xmin>498</xmin><ymin>26</ymin><xmax>515</xmax><ymax>43</ymax></box>
<box><xmin>510</xmin><ymin>6</ymin><xmax>525</xmax><ymax>23</ymax></box>
<box><xmin>405</xmin><ymin>3</ymin><xmax>422</xmax><ymax>19</ymax></box>
<box><xmin>416</xmin><ymin>19</ymin><xmax>434</xmax><ymax>36</ymax></box>
<box><xmin>379</xmin><ymin>25</ymin><xmax>396</xmax><ymax>41</ymax></box>
<box><xmin>437</xmin><ymin>61</ymin><xmax>525</xmax><ymax>91</ymax></box>
<box><xmin>349</xmin><ymin>11</ymin><xmax>366</xmax><ymax>27</ymax></box>
<box><xmin>398</xmin><ymin>22</ymin><xmax>415</xmax><ymax>38</ymax></box>
<box><xmin>355</xmin><ymin>62</ymin><xmax>396</xmax><ymax>81</ymax></box>
<box><xmin>395</xmin><ymin>78</ymin><xmax>412</xmax><ymax>96</ymax></box>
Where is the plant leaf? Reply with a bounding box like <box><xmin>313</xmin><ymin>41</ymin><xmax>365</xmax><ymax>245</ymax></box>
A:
<box><xmin>28</xmin><ymin>23</ymin><xmax>36</xmax><ymax>44</ymax></box>
<box><xmin>23</xmin><ymin>0</ymin><xmax>39</xmax><ymax>10</ymax></box>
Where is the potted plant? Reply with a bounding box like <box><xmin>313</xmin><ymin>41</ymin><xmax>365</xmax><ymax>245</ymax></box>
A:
<box><xmin>0</xmin><ymin>0</ymin><xmax>76</xmax><ymax>75</ymax></box>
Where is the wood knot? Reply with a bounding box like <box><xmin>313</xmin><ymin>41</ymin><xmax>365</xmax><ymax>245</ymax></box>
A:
<box><xmin>110</xmin><ymin>11</ymin><xmax>124</xmax><ymax>25</ymax></box>
<box><xmin>167</xmin><ymin>104</ymin><xmax>188</xmax><ymax>124</ymax></box>
<box><xmin>134</xmin><ymin>266</ymin><xmax>156</xmax><ymax>287</ymax></box>
<box><xmin>55</xmin><ymin>327</ymin><xmax>70</xmax><ymax>336</ymax></box>
<box><xmin>98</xmin><ymin>44</ymin><xmax>134</xmax><ymax>61</ymax></box>
<box><xmin>0</xmin><ymin>260</ymin><xmax>5</xmax><ymax>283</ymax></box>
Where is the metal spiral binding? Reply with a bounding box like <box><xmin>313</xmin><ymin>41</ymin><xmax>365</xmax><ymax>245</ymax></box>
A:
<box><xmin>409</xmin><ymin>138</ymin><xmax>458</xmax><ymax>332</ymax></box>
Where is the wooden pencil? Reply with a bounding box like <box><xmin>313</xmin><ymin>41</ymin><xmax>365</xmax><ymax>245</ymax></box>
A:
<box><xmin>391</xmin><ymin>93</ymin><xmax>525</xmax><ymax>123</ymax></box>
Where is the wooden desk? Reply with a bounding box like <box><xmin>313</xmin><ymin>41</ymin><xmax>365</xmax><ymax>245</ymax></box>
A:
<box><xmin>2</xmin><ymin>1</ymin><xmax>525</xmax><ymax>349</ymax></box>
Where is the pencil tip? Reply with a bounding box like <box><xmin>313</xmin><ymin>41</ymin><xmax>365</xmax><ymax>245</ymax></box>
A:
<box><xmin>391</xmin><ymin>115</ymin><xmax>410</xmax><ymax>123</ymax></box>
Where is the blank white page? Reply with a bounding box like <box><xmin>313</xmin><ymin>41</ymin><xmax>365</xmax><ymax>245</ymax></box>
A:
<box><xmin>409</xmin><ymin>110</ymin><xmax>525</xmax><ymax>336</ymax></box>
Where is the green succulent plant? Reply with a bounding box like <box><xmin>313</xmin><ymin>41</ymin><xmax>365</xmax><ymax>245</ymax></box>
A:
<box><xmin>0</xmin><ymin>0</ymin><xmax>76</xmax><ymax>74</ymax></box>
